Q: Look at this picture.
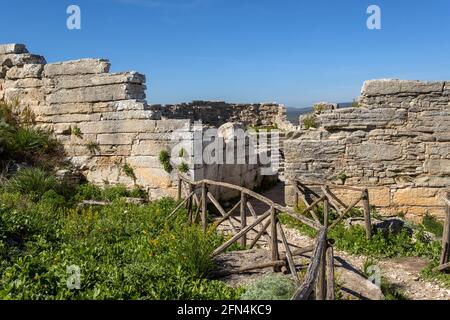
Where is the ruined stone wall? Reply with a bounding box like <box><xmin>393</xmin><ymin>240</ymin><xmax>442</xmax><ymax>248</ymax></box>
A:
<box><xmin>152</xmin><ymin>101</ymin><xmax>291</xmax><ymax>129</ymax></box>
<box><xmin>0</xmin><ymin>44</ymin><xmax>277</xmax><ymax>200</ymax></box>
<box><xmin>285</xmin><ymin>80</ymin><xmax>450</xmax><ymax>222</ymax></box>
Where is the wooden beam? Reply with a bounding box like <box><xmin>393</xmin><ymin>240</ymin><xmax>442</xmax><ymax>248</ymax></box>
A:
<box><xmin>201</xmin><ymin>183</ymin><xmax>207</xmax><ymax>232</ymax></box>
<box><xmin>167</xmin><ymin>192</ymin><xmax>194</xmax><ymax>220</ymax></box>
<box><xmin>270</xmin><ymin>208</ymin><xmax>280</xmax><ymax>272</ymax></box>
<box><xmin>213</xmin><ymin>210</ymin><xmax>272</xmax><ymax>257</ymax></box>
<box><xmin>249</xmin><ymin>215</ymin><xmax>271</xmax><ymax>249</ymax></box>
<box><xmin>326</xmin><ymin>245</ymin><xmax>335</xmax><ymax>300</ymax></box>
<box><xmin>211</xmin><ymin>260</ymin><xmax>286</xmax><ymax>277</ymax></box>
<box><xmin>329</xmin><ymin>195</ymin><xmax>364</xmax><ymax>229</ymax></box>
<box><xmin>362</xmin><ymin>189</ymin><xmax>372</xmax><ymax>239</ymax></box>
<box><xmin>208</xmin><ymin>192</ymin><xmax>238</xmax><ymax>234</ymax></box>
<box><xmin>277</xmin><ymin>222</ymin><xmax>300</xmax><ymax>285</ymax></box>
<box><xmin>240</xmin><ymin>192</ymin><xmax>247</xmax><ymax>248</ymax></box>
<box><xmin>440</xmin><ymin>200</ymin><xmax>450</xmax><ymax>266</ymax></box>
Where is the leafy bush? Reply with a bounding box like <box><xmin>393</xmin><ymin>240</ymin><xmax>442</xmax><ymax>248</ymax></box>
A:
<box><xmin>178</xmin><ymin>162</ymin><xmax>189</xmax><ymax>174</ymax></box>
<box><xmin>0</xmin><ymin>194</ymin><xmax>241</xmax><ymax>300</ymax></box>
<box><xmin>422</xmin><ymin>214</ymin><xmax>443</xmax><ymax>237</ymax></box>
<box><xmin>302</xmin><ymin>115</ymin><xmax>318</xmax><ymax>129</ymax></box>
<box><xmin>280</xmin><ymin>214</ymin><xmax>441</xmax><ymax>260</ymax></box>
<box><xmin>122</xmin><ymin>163</ymin><xmax>136</xmax><ymax>181</ymax></box>
<box><xmin>6</xmin><ymin>168</ymin><xmax>57</xmax><ymax>202</ymax></box>
<box><xmin>159</xmin><ymin>150</ymin><xmax>173</xmax><ymax>173</ymax></box>
<box><xmin>240</xmin><ymin>273</ymin><xmax>296</xmax><ymax>300</ymax></box>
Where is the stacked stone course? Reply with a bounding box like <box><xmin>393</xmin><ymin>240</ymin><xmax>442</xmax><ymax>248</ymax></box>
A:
<box><xmin>1</xmin><ymin>44</ymin><xmax>276</xmax><ymax>200</ymax></box>
<box><xmin>285</xmin><ymin>79</ymin><xmax>450</xmax><ymax>221</ymax></box>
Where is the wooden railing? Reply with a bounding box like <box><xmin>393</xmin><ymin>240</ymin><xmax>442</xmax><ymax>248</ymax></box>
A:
<box><xmin>292</xmin><ymin>180</ymin><xmax>372</xmax><ymax>239</ymax></box>
<box><xmin>170</xmin><ymin>174</ymin><xmax>340</xmax><ymax>300</ymax></box>
<box><xmin>439</xmin><ymin>194</ymin><xmax>450</xmax><ymax>272</ymax></box>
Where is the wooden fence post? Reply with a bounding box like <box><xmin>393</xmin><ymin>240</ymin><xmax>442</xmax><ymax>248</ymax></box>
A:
<box><xmin>177</xmin><ymin>176</ymin><xmax>182</xmax><ymax>201</ymax></box>
<box><xmin>323</xmin><ymin>198</ymin><xmax>329</xmax><ymax>229</ymax></box>
<box><xmin>187</xmin><ymin>183</ymin><xmax>193</xmax><ymax>224</ymax></box>
<box><xmin>440</xmin><ymin>200</ymin><xmax>450</xmax><ymax>266</ymax></box>
<box><xmin>201</xmin><ymin>183</ymin><xmax>207</xmax><ymax>232</ymax></box>
<box><xmin>362</xmin><ymin>189</ymin><xmax>372</xmax><ymax>239</ymax></box>
<box><xmin>240</xmin><ymin>192</ymin><xmax>247</xmax><ymax>248</ymax></box>
<box><xmin>315</xmin><ymin>237</ymin><xmax>327</xmax><ymax>300</ymax></box>
<box><xmin>270</xmin><ymin>207</ymin><xmax>280</xmax><ymax>272</ymax></box>
<box><xmin>326</xmin><ymin>243</ymin><xmax>335</xmax><ymax>300</ymax></box>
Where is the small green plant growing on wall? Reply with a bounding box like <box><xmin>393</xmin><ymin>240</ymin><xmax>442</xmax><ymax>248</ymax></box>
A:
<box><xmin>159</xmin><ymin>150</ymin><xmax>173</xmax><ymax>173</ymax></box>
<box><xmin>86</xmin><ymin>141</ymin><xmax>100</xmax><ymax>154</ymax></box>
<box><xmin>302</xmin><ymin>115</ymin><xmax>318</xmax><ymax>129</ymax></box>
<box><xmin>71</xmin><ymin>126</ymin><xmax>83</xmax><ymax>138</ymax></box>
<box><xmin>178</xmin><ymin>162</ymin><xmax>189</xmax><ymax>174</ymax></box>
<box><xmin>337</xmin><ymin>172</ymin><xmax>348</xmax><ymax>184</ymax></box>
<box><xmin>123</xmin><ymin>163</ymin><xmax>137</xmax><ymax>181</ymax></box>
<box><xmin>179</xmin><ymin>147</ymin><xmax>187</xmax><ymax>158</ymax></box>
<box><xmin>351</xmin><ymin>100</ymin><xmax>360</xmax><ymax>108</ymax></box>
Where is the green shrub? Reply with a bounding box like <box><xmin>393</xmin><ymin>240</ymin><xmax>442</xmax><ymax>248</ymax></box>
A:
<box><xmin>74</xmin><ymin>183</ymin><xmax>103</xmax><ymax>202</ymax></box>
<box><xmin>302</xmin><ymin>115</ymin><xmax>318</xmax><ymax>129</ymax></box>
<box><xmin>159</xmin><ymin>150</ymin><xmax>173</xmax><ymax>173</ymax></box>
<box><xmin>178</xmin><ymin>162</ymin><xmax>189</xmax><ymax>174</ymax></box>
<box><xmin>240</xmin><ymin>273</ymin><xmax>296</xmax><ymax>300</ymax></box>
<box><xmin>422</xmin><ymin>214</ymin><xmax>443</xmax><ymax>237</ymax></box>
<box><xmin>280</xmin><ymin>214</ymin><xmax>441</xmax><ymax>259</ymax></box>
<box><xmin>0</xmin><ymin>194</ymin><xmax>241</xmax><ymax>300</ymax></box>
<box><xmin>102</xmin><ymin>185</ymin><xmax>129</xmax><ymax>202</ymax></box>
<box><xmin>71</xmin><ymin>126</ymin><xmax>82</xmax><ymax>138</ymax></box>
<box><xmin>6</xmin><ymin>168</ymin><xmax>57</xmax><ymax>202</ymax></box>
<box><xmin>86</xmin><ymin>142</ymin><xmax>100</xmax><ymax>154</ymax></box>
<box><xmin>122</xmin><ymin>163</ymin><xmax>136</xmax><ymax>181</ymax></box>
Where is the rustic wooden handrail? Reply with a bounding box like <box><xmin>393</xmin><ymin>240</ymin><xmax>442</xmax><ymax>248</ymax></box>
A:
<box><xmin>440</xmin><ymin>195</ymin><xmax>450</xmax><ymax>271</ymax></box>
<box><xmin>292</xmin><ymin>179</ymin><xmax>372</xmax><ymax>239</ymax></box>
<box><xmin>175</xmin><ymin>174</ymin><xmax>335</xmax><ymax>300</ymax></box>
<box><xmin>178</xmin><ymin>174</ymin><xmax>322</xmax><ymax>230</ymax></box>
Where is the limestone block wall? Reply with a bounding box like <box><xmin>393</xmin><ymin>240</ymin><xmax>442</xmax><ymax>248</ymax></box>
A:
<box><xmin>285</xmin><ymin>80</ymin><xmax>450</xmax><ymax>222</ymax></box>
<box><xmin>1</xmin><ymin>44</ymin><xmax>276</xmax><ymax>200</ymax></box>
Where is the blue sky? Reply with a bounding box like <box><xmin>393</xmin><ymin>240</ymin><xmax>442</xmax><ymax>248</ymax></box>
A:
<box><xmin>2</xmin><ymin>0</ymin><xmax>450</xmax><ymax>107</ymax></box>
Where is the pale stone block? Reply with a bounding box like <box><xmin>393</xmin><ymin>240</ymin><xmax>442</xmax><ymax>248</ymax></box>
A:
<box><xmin>44</xmin><ymin>59</ymin><xmax>110</xmax><ymax>77</ymax></box>
<box><xmin>6</xmin><ymin>64</ymin><xmax>43</xmax><ymax>79</ymax></box>
<box><xmin>392</xmin><ymin>187</ymin><xmax>443</xmax><ymax>207</ymax></box>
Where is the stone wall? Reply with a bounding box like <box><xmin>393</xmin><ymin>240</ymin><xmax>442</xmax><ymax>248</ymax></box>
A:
<box><xmin>151</xmin><ymin>100</ymin><xmax>292</xmax><ymax>129</ymax></box>
<box><xmin>0</xmin><ymin>44</ymin><xmax>277</xmax><ymax>200</ymax></box>
<box><xmin>285</xmin><ymin>79</ymin><xmax>450</xmax><ymax>222</ymax></box>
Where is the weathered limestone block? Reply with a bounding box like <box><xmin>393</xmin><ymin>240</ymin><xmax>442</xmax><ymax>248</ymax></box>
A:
<box><xmin>0</xmin><ymin>53</ymin><xmax>46</xmax><ymax>67</ymax></box>
<box><xmin>73</xmin><ymin>119</ymin><xmax>157</xmax><ymax>134</ymax></box>
<box><xmin>131</xmin><ymin>140</ymin><xmax>171</xmax><ymax>156</ymax></box>
<box><xmin>46</xmin><ymin>83</ymin><xmax>145</xmax><ymax>104</ymax></box>
<box><xmin>4</xmin><ymin>78</ymin><xmax>43</xmax><ymax>89</ymax></box>
<box><xmin>349</xmin><ymin>143</ymin><xmax>403</xmax><ymax>161</ymax></box>
<box><xmin>392</xmin><ymin>187</ymin><xmax>444</xmax><ymax>207</ymax></box>
<box><xmin>424</xmin><ymin>159</ymin><xmax>450</xmax><ymax>174</ymax></box>
<box><xmin>6</xmin><ymin>64</ymin><xmax>43</xmax><ymax>79</ymax></box>
<box><xmin>100</xmin><ymin>110</ymin><xmax>156</xmax><ymax>121</ymax></box>
<box><xmin>320</xmin><ymin>108</ymin><xmax>407</xmax><ymax>130</ymax></box>
<box><xmin>97</xmin><ymin>133</ymin><xmax>137</xmax><ymax>145</ymax></box>
<box><xmin>42</xmin><ymin>113</ymin><xmax>101</xmax><ymax>123</ymax></box>
<box><xmin>0</xmin><ymin>44</ymin><xmax>28</xmax><ymax>55</ymax></box>
<box><xmin>4</xmin><ymin>87</ymin><xmax>45</xmax><ymax>105</ymax></box>
<box><xmin>47</xmin><ymin>72</ymin><xmax>145</xmax><ymax>90</ymax></box>
<box><xmin>44</xmin><ymin>59</ymin><xmax>110</xmax><ymax>77</ymax></box>
<box><xmin>361</xmin><ymin>79</ymin><xmax>444</xmax><ymax>97</ymax></box>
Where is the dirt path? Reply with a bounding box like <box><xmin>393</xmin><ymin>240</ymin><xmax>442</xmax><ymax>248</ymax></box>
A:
<box><xmin>215</xmin><ymin>182</ymin><xmax>450</xmax><ymax>300</ymax></box>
